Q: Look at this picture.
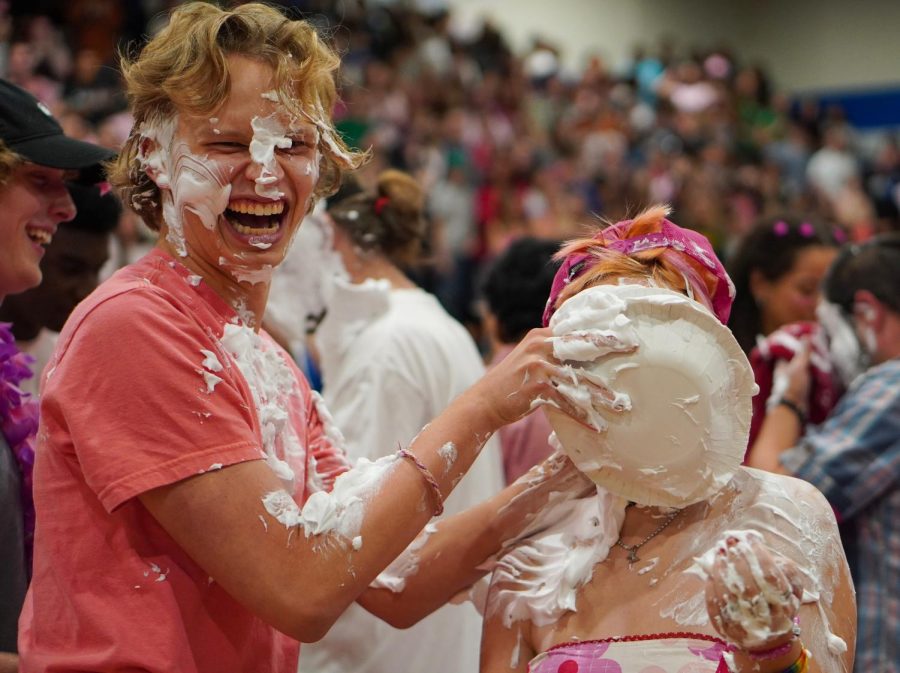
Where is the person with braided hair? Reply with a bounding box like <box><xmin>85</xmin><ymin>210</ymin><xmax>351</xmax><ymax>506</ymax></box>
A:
<box><xmin>305</xmin><ymin>168</ymin><xmax>504</xmax><ymax>673</ymax></box>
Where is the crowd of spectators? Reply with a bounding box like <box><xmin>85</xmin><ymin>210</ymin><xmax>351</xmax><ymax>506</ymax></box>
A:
<box><xmin>4</xmin><ymin>0</ymin><xmax>899</xmax><ymax>330</ymax></box>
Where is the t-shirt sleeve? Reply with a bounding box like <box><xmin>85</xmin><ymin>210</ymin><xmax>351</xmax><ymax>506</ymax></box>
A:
<box><xmin>304</xmin><ymin>389</ymin><xmax>351</xmax><ymax>493</ymax></box>
<box><xmin>781</xmin><ymin>369</ymin><xmax>900</xmax><ymax>521</ymax></box>
<box><xmin>43</xmin><ymin>287</ymin><xmax>262</xmax><ymax>512</ymax></box>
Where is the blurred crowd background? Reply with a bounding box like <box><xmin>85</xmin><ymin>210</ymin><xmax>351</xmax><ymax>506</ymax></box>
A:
<box><xmin>4</xmin><ymin>0</ymin><xmax>899</xmax><ymax>333</ymax></box>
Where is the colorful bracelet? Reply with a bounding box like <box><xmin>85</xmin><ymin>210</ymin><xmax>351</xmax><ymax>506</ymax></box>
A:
<box><xmin>781</xmin><ymin>648</ymin><xmax>808</xmax><ymax>673</ymax></box>
<box><xmin>397</xmin><ymin>447</ymin><xmax>444</xmax><ymax>516</ymax></box>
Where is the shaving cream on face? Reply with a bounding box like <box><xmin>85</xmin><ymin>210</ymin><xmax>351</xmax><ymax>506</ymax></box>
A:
<box><xmin>248</xmin><ymin>112</ymin><xmax>307</xmax><ymax>202</ymax></box>
<box><xmin>816</xmin><ymin>301</ymin><xmax>867</xmax><ymax>387</ymax></box>
<box><xmin>137</xmin><ymin>117</ymin><xmax>233</xmax><ymax>258</ymax></box>
<box><xmin>168</xmin><ymin>139</ymin><xmax>232</xmax><ymax>233</ymax></box>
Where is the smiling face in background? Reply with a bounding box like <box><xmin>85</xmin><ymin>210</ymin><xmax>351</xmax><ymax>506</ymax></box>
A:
<box><xmin>0</xmin><ymin>163</ymin><xmax>76</xmax><ymax>299</ymax></box>
<box><xmin>147</xmin><ymin>55</ymin><xmax>321</xmax><ymax>299</ymax></box>
<box><xmin>752</xmin><ymin>245</ymin><xmax>838</xmax><ymax>334</ymax></box>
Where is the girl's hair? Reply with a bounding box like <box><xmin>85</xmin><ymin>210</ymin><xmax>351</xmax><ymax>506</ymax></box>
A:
<box><xmin>726</xmin><ymin>214</ymin><xmax>843</xmax><ymax>353</ymax></box>
<box><xmin>107</xmin><ymin>2</ymin><xmax>368</xmax><ymax>230</ymax></box>
<box><xmin>328</xmin><ymin>169</ymin><xmax>426</xmax><ymax>267</ymax></box>
<box><xmin>0</xmin><ymin>140</ymin><xmax>23</xmax><ymax>186</ymax></box>
<box><xmin>552</xmin><ymin>205</ymin><xmax>720</xmax><ymax>314</ymax></box>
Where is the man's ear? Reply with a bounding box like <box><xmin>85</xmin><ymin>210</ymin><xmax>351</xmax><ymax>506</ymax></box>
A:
<box><xmin>138</xmin><ymin>136</ymin><xmax>169</xmax><ymax>188</ymax></box>
<box><xmin>852</xmin><ymin>289</ymin><xmax>882</xmax><ymax>327</ymax></box>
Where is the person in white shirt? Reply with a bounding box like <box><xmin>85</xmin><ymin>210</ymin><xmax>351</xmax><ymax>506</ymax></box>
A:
<box><xmin>303</xmin><ymin>169</ymin><xmax>504</xmax><ymax>673</ymax></box>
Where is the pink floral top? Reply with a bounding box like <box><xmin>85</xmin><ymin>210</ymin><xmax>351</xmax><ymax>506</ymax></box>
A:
<box><xmin>528</xmin><ymin>633</ymin><xmax>730</xmax><ymax>673</ymax></box>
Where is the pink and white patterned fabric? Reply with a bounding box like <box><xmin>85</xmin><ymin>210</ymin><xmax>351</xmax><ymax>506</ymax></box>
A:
<box><xmin>528</xmin><ymin>633</ymin><xmax>731</xmax><ymax>673</ymax></box>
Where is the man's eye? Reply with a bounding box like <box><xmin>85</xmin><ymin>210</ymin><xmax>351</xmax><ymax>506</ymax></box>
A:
<box><xmin>287</xmin><ymin>138</ymin><xmax>316</xmax><ymax>153</ymax></box>
<box><xmin>210</xmin><ymin>142</ymin><xmax>246</xmax><ymax>151</ymax></box>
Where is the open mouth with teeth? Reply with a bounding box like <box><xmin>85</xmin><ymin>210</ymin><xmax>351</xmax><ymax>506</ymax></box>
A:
<box><xmin>224</xmin><ymin>199</ymin><xmax>286</xmax><ymax>238</ymax></box>
<box><xmin>26</xmin><ymin>226</ymin><xmax>53</xmax><ymax>246</ymax></box>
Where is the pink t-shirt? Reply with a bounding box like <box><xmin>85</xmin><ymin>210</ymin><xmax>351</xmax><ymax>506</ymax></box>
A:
<box><xmin>19</xmin><ymin>249</ymin><xmax>350</xmax><ymax>673</ymax></box>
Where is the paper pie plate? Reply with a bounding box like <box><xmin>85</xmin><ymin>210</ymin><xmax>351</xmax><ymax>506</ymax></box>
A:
<box><xmin>546</xmin><ymin>284</ymin><xmax>755</xmax><ymax>507</ymax></box>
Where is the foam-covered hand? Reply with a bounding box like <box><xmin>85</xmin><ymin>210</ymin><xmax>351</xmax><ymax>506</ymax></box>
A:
<box><xmin>473</xmin><ymin>327</ymin><xmax>625</xmax><ymax>429</ymax></box>
<box><xmin>702</xmin><ymin>530</ymin><xmax>803</xmax><ymax>652</ymax></box>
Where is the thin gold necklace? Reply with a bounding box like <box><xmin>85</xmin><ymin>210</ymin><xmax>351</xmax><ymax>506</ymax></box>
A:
<box><xmin>614</xmin><ymin>506</ymin><xmax>682</xmax><ymax>565</ymax></box>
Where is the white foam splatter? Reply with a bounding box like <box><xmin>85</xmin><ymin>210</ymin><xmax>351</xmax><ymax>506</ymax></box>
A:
<box><xmin>249</xmin><ymin>113</ymin><xmax>291</xmax><ymax>200</ymax></box>
<box><xmin>437</xmin><ymin>442</ymin><xmax>457</xmax><ymax>475</ymax></box>
<box><xmin>200</xmin><ymin>349</ymin><xmax>223</xmax><ymax>372</ymax></box>
<box><xmin>487</xmin><ymin>488</ymin><xmax>627</xmax><ymax>627</ymax></box>
<box><xmin>220</xmin><ymin>322</ymin><xmax>299</xmax><ymax>486</ymax></box>
<box><xmin>262</xmin><ymin>454</ymin><xmax>397</xmax><ymax>543</ymax></box>
<box><xmin>371</xmin><ymin>522</ymin><xmax>439</xmax><ymax>592</ymax></box>
<box><xmin>200</xmin><ymin>370</ymin><xmax>223</xmax><ymax>393</ymax></box>
<box><xmin>139</xmin><ymin>117</ymin><xmax>232</xmax><ymax>257</ymax></box>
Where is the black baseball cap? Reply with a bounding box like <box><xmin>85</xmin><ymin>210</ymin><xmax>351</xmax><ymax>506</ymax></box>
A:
<box><xmin>0</xmin><ymin>78</ymin><xmax>116</xmax><ymax>184</ymax></box>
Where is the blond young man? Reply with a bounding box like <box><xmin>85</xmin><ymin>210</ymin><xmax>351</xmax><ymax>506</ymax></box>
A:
<box><xmin>18</xmin><ymin>5</ymin><xmax>592</xmax><ymax>671</ymax></box>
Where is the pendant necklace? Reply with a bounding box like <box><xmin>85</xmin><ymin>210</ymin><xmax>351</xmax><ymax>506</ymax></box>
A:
<box><xmin>614</xmin><ymin>505</ymin><xmax>683</xmax><ymax>565</ymax></box>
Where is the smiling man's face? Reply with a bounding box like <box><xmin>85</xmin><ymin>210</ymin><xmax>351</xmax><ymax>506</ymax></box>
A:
<box><xmin>0</xmin><ymin>162</ymin><xmax>76</xmax><ymax>299</ymax></box>
<box><xmin>148</xmin><ymin>54</ymin><xmax>321</xmax><ymax>288</ymax></box>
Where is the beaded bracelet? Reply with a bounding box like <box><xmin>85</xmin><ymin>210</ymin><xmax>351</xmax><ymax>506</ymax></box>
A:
<box><xmin>397</xmin><ymin>447</ymin><xmax>445</xmax><ymax>516</ymax></box>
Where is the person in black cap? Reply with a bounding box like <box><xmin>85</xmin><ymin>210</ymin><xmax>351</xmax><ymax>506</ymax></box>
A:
<box><xmin>0</xmin><ymin>181</ymin><xmax>122</xmax><ymax>396</ymax></box>
<box><xmin>0</xmin><ymin>78</ymin><xmax>115</xmax><ymax>296</ymax></box>
<box><xmin>0</xmin><ymin>78</ymin><xmax>114</xmax><ymax>672</ymax></box>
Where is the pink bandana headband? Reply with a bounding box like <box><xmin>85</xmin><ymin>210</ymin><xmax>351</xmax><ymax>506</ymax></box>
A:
<box><xmin>542</xmin><ymin>218</ymin><xmax>736</xmax><ymax>326</ymax></box>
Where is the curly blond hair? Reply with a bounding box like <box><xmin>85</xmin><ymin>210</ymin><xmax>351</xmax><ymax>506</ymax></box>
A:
<box><xmin>107</xmin><ymin>2</ymin><xmax>368</xmax><ymax>230</ymax></box>
<box><xmin>0</xmin><ymin>140</ymin><xmax>24</xmax><ymax>187</ymax></box>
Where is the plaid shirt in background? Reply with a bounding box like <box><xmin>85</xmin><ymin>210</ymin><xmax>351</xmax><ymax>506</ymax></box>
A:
<box><xmin>782</xmin><ymin>358</ymin><xmax>900</xmax><ymax>671</ymax></box>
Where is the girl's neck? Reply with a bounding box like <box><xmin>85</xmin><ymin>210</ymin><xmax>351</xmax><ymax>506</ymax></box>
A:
<box><xmin>348</xmin><ymin>255</ymin><xmax>415</xmax><ymax>289</ymax></box>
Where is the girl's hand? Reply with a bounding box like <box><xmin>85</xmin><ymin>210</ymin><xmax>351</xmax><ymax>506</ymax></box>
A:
<box><xmin>768</xmin><ymin>338</ymin><xmax>812</xmax><ymax>415</ymax></box>
<box><xmin>703</xmin><ymin>530</ymin><xmax>803</xmax><ymax>652</ymax></box>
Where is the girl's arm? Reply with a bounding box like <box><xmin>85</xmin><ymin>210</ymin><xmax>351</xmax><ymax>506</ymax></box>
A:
<box><xmin>358</xmin><ymin>454</ymin><xmax>592</xmax><ymax>627</ymax></box>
